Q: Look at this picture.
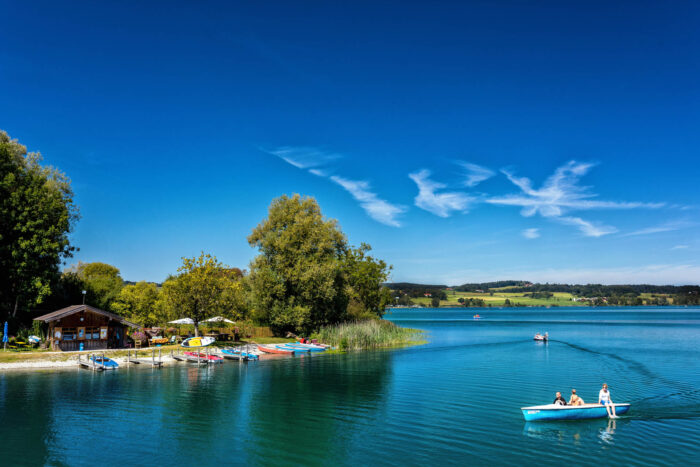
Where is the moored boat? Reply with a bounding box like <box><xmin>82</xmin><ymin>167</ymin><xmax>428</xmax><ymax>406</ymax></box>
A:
<box><xmin>258</xmin><ymin>345</ymin><xmax>295</xmax><ymax>354</ymax></box>
<box><xmin>91</xmin><ymin>355</ymin><xmax>119</xmax><ymax>369</ymax></box>
<box><xmin>521</xmin><ymin>403</ymin><xmax>630</xmax><ymax>421</ymax></box>
<box><xmin>221</xmin><ymin>347</ymin><xmax>259</xmax><ymax>360</ymax></box>
<box><xmin>283</xmin><ymin>343</ymin><xmax>326</xmax><ymax>352</ymax></box>
<box><xmin>534</xmin><ymin>333</ymin><xmax>548</xmax><ymax>341</ymax></box>
<box><xmin>181</xmin><ymin>336</ymin><xmax>216</xmax><ymax>348</ymax></box>
<box><xmin>184</xmin><ymin>351</ymin><xmax>223</xmax><ymax>362</ymax></box>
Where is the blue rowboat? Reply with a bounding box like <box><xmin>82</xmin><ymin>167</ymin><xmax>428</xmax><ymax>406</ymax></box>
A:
<box><xmin>521</xmin><ymin>403</ymin><xmax>630</xmax><ymax>421</ymax></box>
<box><xmin>221</xmin><ymin>348</ymin><xmax>259</xmax><ymax>360</ymax></box>
<box><xmin>91</xmin><ymin>355</ymin><xmax>119</xmax><ymax>369</ymax></box>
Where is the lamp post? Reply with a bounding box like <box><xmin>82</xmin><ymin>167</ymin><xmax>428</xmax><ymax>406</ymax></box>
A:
<box><xmin>82</xmin><ymin>290</ymin><xmax>86</xmax><ymax>305</ymax></box>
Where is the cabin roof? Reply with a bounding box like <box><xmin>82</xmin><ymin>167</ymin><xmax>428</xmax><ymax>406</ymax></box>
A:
<box><xmin>33</xmin><ymin>304</ymin><xmax>139</xmax><ymax>328</ymax></box>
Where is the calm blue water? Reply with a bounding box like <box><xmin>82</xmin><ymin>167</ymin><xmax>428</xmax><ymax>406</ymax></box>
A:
<box><xmin>1</xmin><ymin>307</ymin><xmax>699</xmax><ymax>466</ymax></box>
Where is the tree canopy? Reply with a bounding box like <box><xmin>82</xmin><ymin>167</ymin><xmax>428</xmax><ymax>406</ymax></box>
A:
<box><xmin>247</xmin><ymin>194</ymin><xmax>392</xmax><ymax>334</ymax></box>
<box><xmin>160</xmin><ymin>253</ymin><xmax>245</xmax><ymax>336</ymax></box>
<box><xmin>0</xmin><ymin>130</ymin><xmax>79</xmax><ymax>320</ymax></box>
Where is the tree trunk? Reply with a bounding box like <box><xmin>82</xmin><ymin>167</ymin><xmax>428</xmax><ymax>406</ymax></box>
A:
<box><xmin>194</xmin><ymin>321</ymin><xmax>199</xmax><ymax>337</ymax></box>
<box><xmin>12</xmin><ymin>296</ymin><xmax>19</xmax><ymax>318</ymax></box>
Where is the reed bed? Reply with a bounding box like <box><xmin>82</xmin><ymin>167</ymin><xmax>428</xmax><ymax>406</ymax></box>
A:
<box><xmin>313</xmin><ymin>320</ymin><xmax>422</xmax><ymax>350</ymax></box>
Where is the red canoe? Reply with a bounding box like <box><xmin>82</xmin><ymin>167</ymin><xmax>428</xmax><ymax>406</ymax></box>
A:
<box><xmin>184</xmin><ymin>351</ymin><xmax>223</xmax><ymax>362</ymax></box>
<box><xmin>258</xmin><ymin>345</ymin><xmax>294</xmax><ymax>354</ymax></box>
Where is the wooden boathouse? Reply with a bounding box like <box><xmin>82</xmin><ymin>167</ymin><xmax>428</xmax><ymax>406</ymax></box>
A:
<box><xmin>34</xmin><ymin>304</ymin><xmax>139</xmax><ymax>351</ymax></box>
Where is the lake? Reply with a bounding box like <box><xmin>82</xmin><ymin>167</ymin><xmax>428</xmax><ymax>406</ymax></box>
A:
<box><xmin>1</xmin><ymin>307</ymin><xmax>699</xmax><ymax>466</ymax></box>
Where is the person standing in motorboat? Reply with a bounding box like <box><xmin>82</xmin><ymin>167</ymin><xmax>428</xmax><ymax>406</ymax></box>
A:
<box><xmin>599</xmin><ymin>383</ymin><xmax>618</xmax><ymax>418</ymax></box>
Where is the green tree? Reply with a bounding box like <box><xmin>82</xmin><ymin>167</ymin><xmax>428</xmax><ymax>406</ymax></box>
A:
<box><xmin>431</xmin><ymin>296</ymin><xmax>440</xmax><ymax>307</ymax></box>
<box><xmin>111</xmin><ymin>281</ymin><xmax>161</xmax><ymax>327</ymax></box>
<box><xmin>248</xmin><ymin>194</ymin><xmax>349</xmax><ymax>335</ymax></box>
<box><xmin>160</xmin><ymin>253</ymin><xmax>245</xmax><ymax>336</ymax></box>
<box><xmin>68</xmin><ymin>262</ymin><xmax>124</xmax><ymax>310</ymax></box>
<box><xmin>0</xmin><ymin>130</ymin><xmax>79</xmax><ymax>320</ymax></box>
<box><xmin>344</xmin><ymin>243</ymin><xmax>392</xmax><ymax>319</ymax></box>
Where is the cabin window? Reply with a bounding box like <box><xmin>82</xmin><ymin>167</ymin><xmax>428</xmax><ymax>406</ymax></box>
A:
<box><xmin>62</xmin><ymin>328</ymin><xmax>77</xmax><ymax>341</ymax></box>
<box><xmin>85</xmin><ymin>327</ymin><xmax>100</xmax><ymax>339</ymax></box>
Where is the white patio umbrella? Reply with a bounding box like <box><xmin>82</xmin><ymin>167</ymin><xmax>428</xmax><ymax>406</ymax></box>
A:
<box><xmin>168</xmin><ymin>318</ymin><xmax>195</xmax><ymax>324</ymax></box>
<box><xmin>203</xmin><ymin>316</ymin><xmax>235</xmax><ymax>324</ymax></box>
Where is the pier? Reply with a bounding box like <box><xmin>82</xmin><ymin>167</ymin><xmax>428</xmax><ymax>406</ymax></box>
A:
<box><xmin>126</xmin><ymin>348</ymin><xmax>164</xmax><ymax>367</ymax></box>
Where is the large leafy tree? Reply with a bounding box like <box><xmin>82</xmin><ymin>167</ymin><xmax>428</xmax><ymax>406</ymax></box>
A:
<box><xmin>160</xmin><ymin>253</ymin><xmax>245</xmax><ymax>336</ymax></box>
<box><xmin>66</xmin><ymin>261</ymin><xmax>124</xmax><ymax>310</ymax></box>
<box><xmin>344</xmin><ymin>243</ymin><xmax>393</xmax><ymax>319</ymax></box>
<box><xmin>111</xmin><ymin>281</ymin><xmax>162</xmax><ymax>327</ymax></box>
<box><xmin>247</xmin><ymin>194</ymin><xmax>350</xmax><ymax>335</ymax></box>
<box><xmin>0</xmin><ymin>130</ymin><xmax>79</xmax><ymax>320</ymax></box>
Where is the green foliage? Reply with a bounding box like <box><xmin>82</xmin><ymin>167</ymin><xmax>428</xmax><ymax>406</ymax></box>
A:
<box><xmin>160</xmin><ymin>253</ymin><xmax>246</xmax><ymax>335</ymax></box>
<box><xmin>68</xmin><ymin>262</ymin><xmax>124</xmax><ymax>310</ymax></box>
<box><xmin>0</xmin><ymin>130</ymin><xmax>79</xmax><ymax>319</ymax></box>
<box><xmin>313</xmin><ymin>320</ymin><xmax>422</xmax><ymax>350</ymax></box>
<box><xmin>111</xmin><ymin>281</ymin><xmax>161</xmax><ymax>327</ymax></box>
<box><xmin>247</xmin><ymin>195</ymin><xmax>350</xmax><ymax>335</ymax></box>
<box><xmin>431</xmin><ymin>296</ymin><xmax>440</xmax><ymax>307</ymax></box>
<box><xmin>344</xmin><ymin>243</ymin><xmax>392</xmax><ymax>319</ymax></box>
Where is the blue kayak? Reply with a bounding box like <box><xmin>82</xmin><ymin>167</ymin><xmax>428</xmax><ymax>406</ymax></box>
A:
<box><xmin>521</xmin><ymin>403</ymin><xmax>630</xmax><ymax>421</ymax></box>
<box><xmin>91</xmin><ymin>355</ymin><xmax>119</xmax><ymax>369</ymax></box>
<box><xmin>221</xmin><ymin>348</ymin><xmax>259</xmax><ymax>360</ymax></box>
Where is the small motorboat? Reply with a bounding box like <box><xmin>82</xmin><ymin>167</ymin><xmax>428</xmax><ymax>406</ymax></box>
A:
<box><xmin>28</xmin><ymin>335</ymin><xmax>41</xmax><ymax>344</ymax></box>
<box><xmin>473</xmin><ymin>315</ymin><xmax>482</xmax><ymax>319</ymax></box>
<box><xmin>521</xmin><ymin>403</ymin><xmax>630</xmax><ymax>421</ymax></box>
<box><xmin>183</xmin><ymin>351</ymin><xmax>223</xmax><ymax>362</ymax></box>
<box><xmin>258</xmin><ymin>345</ymin><xmax>295</xmax><ymax>354</ymax></box>
<box><xmin>221</xmin><ymin>347</ymin><xmax>259</xmax><ymax>360</ymax></box>
<box><xmin>91</xmin><ymin>355</ymin><xmax>119</xmax><ymax>369</ymax></box>
<box><xmin>534</xmin><ymin>333</ymin><xmax>549</xmax><ymax>341</ymax></box>
<box><xmin>181</xmin><ymin>336</ymin><xmax>216</xmax><ymax>348</ymax></box>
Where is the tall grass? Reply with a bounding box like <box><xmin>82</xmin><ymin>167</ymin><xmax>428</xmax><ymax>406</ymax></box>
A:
<box><xmin>313</xmin><ymin>320</ymin><xmax>422</xmax><ymax>350</ymax></box>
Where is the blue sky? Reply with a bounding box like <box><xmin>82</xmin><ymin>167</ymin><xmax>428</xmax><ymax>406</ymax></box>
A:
<box><xmin>1</xmin><ymin>1</ymin><xmax>699</xmax><ymax>284</ymax></box>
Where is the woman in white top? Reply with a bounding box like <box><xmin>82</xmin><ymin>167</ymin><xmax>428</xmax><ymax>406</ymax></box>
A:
<box><xmin>598</xmin><ymin>383</ymin><xmax>618</xmax><ymax>418</ymax></box>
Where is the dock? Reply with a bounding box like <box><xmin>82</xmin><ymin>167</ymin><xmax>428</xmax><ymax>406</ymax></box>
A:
<box><xmin>126</xmin><ymin>349</ymin><xmax>164</xmax><ymax>367</ymax></box>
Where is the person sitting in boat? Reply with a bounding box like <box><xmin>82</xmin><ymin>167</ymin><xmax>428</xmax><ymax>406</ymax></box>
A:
<box><xmin>568</xmin><ymin>389</ymin><xmax>584</xmax><ymax>406</ymax></box>
<box><xmin>553</xmin><ymin>392</ymin><xmax>567</xmax><ymax>405</ymax></box>
<box><xmin>598</xmin><ymin>383</ymin><xmax>618</xmax><ymax>418</ymax></box>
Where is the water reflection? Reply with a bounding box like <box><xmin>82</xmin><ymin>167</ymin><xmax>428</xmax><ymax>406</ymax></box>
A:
<box><xmin>245</xmin><ymin>351</ymin><xmax>393</xmax><ymax>465</ymax></box>
<box><xmin>523</xmin><ymin>418</ymin><xmax>621</xmax><ymax>445</ymax></box>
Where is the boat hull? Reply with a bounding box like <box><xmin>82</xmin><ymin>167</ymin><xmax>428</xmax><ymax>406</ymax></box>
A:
<box><xmin>258</xmin><ymin>345</ymin><xmax>294</xmax><ymax>354</ymax></box>
<box><xmin>183</xmin><ymin>351</ymin><xmax>223</xmax><ymax>362</ymax></box>
<box><xmin>221</xmin><ymin>348</ymin><xmax>259</xmax><ymax>360</ymax></box>
<box><xmin>521</xmin><ymin>403</ymin><xmax>630</xmax><ymax>421</ymax></box>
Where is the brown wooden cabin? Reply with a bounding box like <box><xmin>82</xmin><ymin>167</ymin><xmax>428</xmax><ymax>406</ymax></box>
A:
<box><xmin>34</xmin><ymin>304</ymin><xmax>139</xmax><ymax>351</ymax></box>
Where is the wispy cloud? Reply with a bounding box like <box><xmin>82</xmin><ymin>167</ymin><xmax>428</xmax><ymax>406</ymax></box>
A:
<box><xmin>408</xmin><ymin>169</ymin><xmax>475</xmax><ymax>218</ymax></box>
<box><xmin>266</xmin><ymin>146</ymin><xmax>341</xmax><ymax>169</ymax></box>
<box><xmin>329</xmin><ymin>176</ymin><xmax>407</xmax><ymax>227</ymax></box>
<box><xmin>622</xmin><ymin>220</ymin><xmax>693</xmax><ymax>237</ymax></box>
<box><xmin>557</xmin><ymin>216</ymin><xmax>618</xmax><ymax>237</ymax></box>
<box><xmin>457</xmin><ymin>162</ymin><xmax>495</xmax><ymax>187</ymax></box>
<box><xmin>487</xmin><ymin>161</ymin><xmax>662</xmax><ymax>237</ymax></box>
<box><xmin>264</xmin><ymin>146</ymin><xmax>405</xmax><ymax>227</ymax></box>
<box><xmin>522</xmin><ymin>228</ymin><xmax>540</xmax><ymax>239</ymax></box>
<box><xmin>671</xmin><ymin>245</ymin><xmax>689</xmax><ymax>250</ymax></box>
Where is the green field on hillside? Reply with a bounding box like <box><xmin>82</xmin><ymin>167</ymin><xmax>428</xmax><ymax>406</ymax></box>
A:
<box><xmin>409</xmin><ymin>290</ymin><xmax>584</xmax><ymax>307</ymax></box>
